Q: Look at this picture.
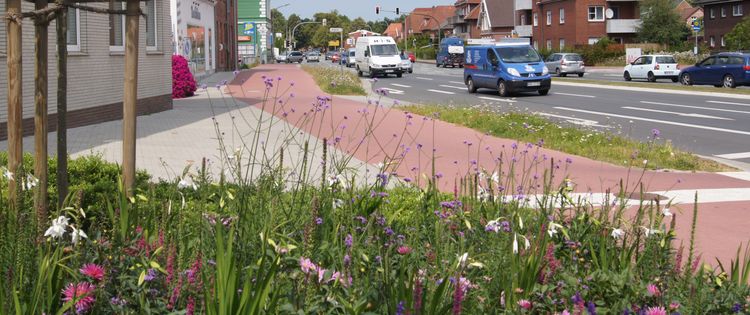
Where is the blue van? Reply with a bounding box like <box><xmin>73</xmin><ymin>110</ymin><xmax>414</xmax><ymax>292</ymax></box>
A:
<box><xmin>437</xmin><ymin>37</ymin><xmax>465</xmax><ymax>68</ymax></box>
<box><xmin>463</xmin><ymin>43</ymin><xmax>551</xmax><ymax>96</ymax></box>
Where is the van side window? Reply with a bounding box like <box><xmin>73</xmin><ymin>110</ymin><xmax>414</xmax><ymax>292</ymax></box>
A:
<box><xmin>365</xmin><ymin>47</ymin><xmax>370</xmax><ymax>57</ymax></box>
<box><xmin>488</xmin><ymin>49</ymin><xmax>499</xmax><ymax>65</ymax></box>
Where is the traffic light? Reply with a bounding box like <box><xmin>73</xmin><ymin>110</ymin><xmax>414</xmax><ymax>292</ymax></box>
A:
<box><xmin>375</xmin><ymin>6</ymin><xmax>380</xmax><ymax>14</ymax></box>
<box><xmin>396</xmin><ymin>8</ymin><xmax>399</xmax><ymax>15</ymax></box>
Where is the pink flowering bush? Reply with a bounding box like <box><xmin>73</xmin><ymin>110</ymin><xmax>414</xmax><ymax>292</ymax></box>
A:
<box><xmin>172</xmin><ymin>55</ymin><xmax>197</xmax><ymax>99</ymax></box>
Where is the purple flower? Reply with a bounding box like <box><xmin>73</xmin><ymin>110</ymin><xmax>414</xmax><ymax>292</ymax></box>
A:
<box><xmin>587</xmin><ymin>301</ymin><xmax>597</xmax><ymax>315</ymax></box>
<box><xmin>315</xmin><ymin>217</ymin><xmax>323</xmax><ymax>225</ymax></box>
<box><xmin>343</xmin><ymin>254</ymin><xmax>351</xmax><ymax>267</ymax></box>
<box><xmin>396</xmin><ymin>301</ymin><xmax>405</xmax><ymax>315</ymax></box>
<box><xmin>144</xmin><ymin>268</ymin><xmax>157</xmax><ymax>282</ymax></box>
<box><xmin>651</xmin><ymin>128</ymin><xmax>661</xmax><ymax>138</ymax></box>
<box><xmin>733</xmin><ymin>303</ymin><xmax>741</xmax><ymax>313</ymax></box>
<box><xmin>566</xmin><ymin>157</ymin><xmax>573</xmax><ymax>164</ymax></box>
<box><xmin>345</xmin><ymin>234</ymin><xmax>353</xmax><ymax>248</ymax></box>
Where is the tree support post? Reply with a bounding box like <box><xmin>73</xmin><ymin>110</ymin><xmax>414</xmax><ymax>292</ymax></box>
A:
<box><xmin>122</xmin><ymin>0</ymin><xmax>139</xmax><ymax>196</ymax></box>
<box><xmin>34</xmin><ymin>0</ymin><xmax>50</xmax><ymax>223</ymax></box>
<box><xmin>5</xmin><ymin>0</ymin><xmax>23</xmax><ymax>204</ymax></box>
<box><xmin>56</xmin><ymin>2</ymin><xmax>68</xmax><ymax>207</ymax></box>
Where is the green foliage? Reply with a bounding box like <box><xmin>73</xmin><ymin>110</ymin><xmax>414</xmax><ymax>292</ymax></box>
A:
<box><xmin>302</xmin><ymin>65</ymin><xmax>366</xmax><ymax>95</ymax></box>
<box><xmin>725</xmin><ymin>16</ymin><xmax>750</xmax><ymax>51</ymax></box>
<box><xmin>638</xmin><ymin>0</ymin><xmax>692</xmax><ymax>47</ymax></box>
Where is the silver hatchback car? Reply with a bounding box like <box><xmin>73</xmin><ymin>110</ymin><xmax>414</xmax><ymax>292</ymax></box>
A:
<box><xmin>545</xmin><ymin>53</ymin><xmax>585</xmax><ymax>77</ymax></box>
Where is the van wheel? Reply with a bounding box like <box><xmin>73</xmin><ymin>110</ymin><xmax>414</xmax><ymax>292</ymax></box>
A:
<box><xmin>369</xmin><ymin>68</ymin><xmax>376</xmax><ymax>78</ymax></box>
<box><xmin>467</xmin><ymin>77</ymin><xmax>477</xmax><ymax>93</ymax></box>
<box><xmin>624</xmin><ymin>71</ymin><xmax>632</xmax><ymax>81</ymax></box>
<box><xmin>578</xmin><ymin>73</ymin><xmax>584</xmax><ymax>77</ymax></box>
<box><xmin>538</xmin><ymin>89</ymin><xmax>549</xmax><ymax>96</ymax></box>
<box><xmin>671</xmin><ymin>77</ymin><xmax>678</xmax><ymax>83</ymax></box>
<box><xmin>723</xmin><ymin>74</ymin><xmax>737</xmax><ymax>88</ymax></box>
<box><xmin>397</xmin><ymin>73</ymin><xmax>403</xmax><ymax>78</ymax></box>
<box><xmin>357</xmin><ymin>67</ymin><xmax>363</xmax><ymax>77</ymax></box>
<box><xmin>436</xmin><ymin>62</ymin><xmax>440</xmax><ymax>68</ymax></box>
<box><xmin>498</xmin><ymin>80</ymin><xmax>509</xmax><ymax>97</ymax></box>
<box><xmin>647</xmin><ymin>72</ymin><xmax>656</xmax><ymax>82</ymax></box>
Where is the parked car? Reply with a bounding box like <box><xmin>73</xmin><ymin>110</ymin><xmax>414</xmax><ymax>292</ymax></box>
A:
<box><xmin>276</xmin><ymin>53</ymin><xmax>288</xmax><ymax>63</ymax></box>
<box><xmin>306</xmin><ymin>51</ymin><xmax>320</xmax><ymax>62</ymax></box>
<box><xmin>286</xmin><ymin>51</ymin><xmax>304</xmax><ymax>63</ymax></box>
<box><xmin>344</xmin><ymin>48</ymin><xmax>356</xmax><ymax>67</ymax></box>
<box><xmin>545</xmin><ymin>53</ymin><xmax>585</xmax><ymax>77</ymax></box>
<box><xmin>325</xmin><ymin>51</ymin><xmax>336</xmax><ymax>60</ymax></box>
<box><xmin>679</xmin><ymin>52</ymin><xmax>750</xmax><ymax>88</ymax></box>
<box><xmin>400</xmin><ymin>54</ymin><xmax>413</xmax><ymax>73</ymax></box>
<box><xmin>463</xmin><ymin>43</ymin><xmax>551</xmax><ymax>96</ymax></box>
<box><xmin>436</xmin><ymin>37</ymin><xmax>464</xmax><ymax>68</ymax></box>
<box><xmin>623</xmin><ymin>54</ymin><xmax>679</xmax><ymax>82</ymax></box>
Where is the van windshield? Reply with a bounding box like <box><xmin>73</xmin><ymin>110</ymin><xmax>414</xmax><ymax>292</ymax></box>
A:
<box><xmin>495</xmin><ymin>46</ymin><xmax>542</xmax><ymax>63</ymax></box>
<box><xmin>371</xmin><ymin>44</ymin><xmax>399</xmax><ymax>56</ymax></box>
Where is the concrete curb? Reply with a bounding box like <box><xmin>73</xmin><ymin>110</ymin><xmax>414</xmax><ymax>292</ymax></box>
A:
<box><xmin>552</xmin><ymin>80</ymin><xmax>750</xmax><ymax>100</ymax></box>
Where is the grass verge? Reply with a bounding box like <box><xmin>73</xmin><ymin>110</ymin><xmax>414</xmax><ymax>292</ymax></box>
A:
<box><xmin>302</xmin><ymin>65</ymin><xmax>366</xmax><ymax>96</ymax></box>
<box><xmin>399</xmin><ymin>104</ymin><xmax>733</xmax><ymax>172</ymax></box>
<box><xmin>554</xmin><ymin>77</ymin><xmax>750</xmax><ymax>95</ymax></box>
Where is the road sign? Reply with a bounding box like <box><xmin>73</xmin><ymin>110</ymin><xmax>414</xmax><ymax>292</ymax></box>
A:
<box><xmin>691</xmin><ymin>17</ymin><xmax>701</xmax><ymax>32</ymax></box>
<box><xmin>328</xmin><ymin>40</ymin><xmax>340</xmax><ymax>47</ymax></box>
<box><xmin>329</xmin><ymin>27</ymin><xmax>343</xmax><ymax>33</ymax></box>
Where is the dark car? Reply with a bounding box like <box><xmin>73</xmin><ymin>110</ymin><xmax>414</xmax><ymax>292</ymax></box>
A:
<box><xmin>679</xmin><ymin>52</ymin><xmax>750</xmax><ymax>88</ymax></box>
<box><xmin>325</xmin><ymin>51</ymin><xmax>336</xmax><ymax>60</ymax></box>
<box><xmin>286</xmin><ymin>51</ymin><xmax>304</xmax><ymax>63</ymax></box>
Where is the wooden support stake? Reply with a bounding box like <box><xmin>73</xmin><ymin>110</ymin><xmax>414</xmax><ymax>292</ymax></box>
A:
<box><xmin>34</xmin><ymin>0</ymin><xmax>50</xmax><ymax>223</ymax></box>
<box><xmin>122</xmin><ymin>0</ymin><xmax>139</xmax><ymax>196</ymax></box>
<box><xmin>56</xmin><ymin>3</ymin><xmax>68</xmax><ymax>207</ymax></box>
<box><xmin>5</xmin><ymin>0</ymin><xmax>23</xmax><ymax>203</ymax></box>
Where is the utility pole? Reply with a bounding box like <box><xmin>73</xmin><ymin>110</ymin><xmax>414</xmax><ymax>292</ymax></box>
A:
<box><xmin>122</xmin><ymin>0</ymin><xmax>140</xmax><ymax>196</ymax></box>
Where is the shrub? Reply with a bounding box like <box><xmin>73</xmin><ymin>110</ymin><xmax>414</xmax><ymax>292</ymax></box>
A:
<box><xmin>172</xmin><ymin>55</ymin><xmax>197</xmax><ymax>99</ymax></box>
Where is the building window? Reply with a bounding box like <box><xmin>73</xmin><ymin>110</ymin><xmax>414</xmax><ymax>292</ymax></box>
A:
<box><xmin>721</xmin><ymin>36</ymin><xmax>725</xmax><ymax>47</ymax></box>
<box><xmin>709</xmin><ymin>36</ymin><xmax>715</xmax><ymax>47</ymax></box>
<box><xmin>559</xmin><ymin>38</ymin><xmax>565</xmax><ymax>50</ymax></box>
<box><xmin>533</xmin><ymin>13</ymin><xmax>538</xmax><ymax>26</ymax></box>
<box><xmin>709</xmin><ymin>8</ymin><xmax>715</xmax><ymax>19</ymax></box>
<box><xmin>145</xmin><ymin>0</ymin><xmax>157</xmax><ymax>49</ymax></box>
<box><xmin>559</xmin><ymin>8</ymin><xmax>565</xmax><ymax>24</ymax></box>
<box><xmin>588</xmin><ymin>6</ymin><xmax>604</xmax><ymax>21</ymax></box>
<box><xmin>109</xmin><ymin>0</ymin><xmax>125</xmax><ymax>51</ymax></box>
<box><xmin>521</xmin><ymin>14</ymin><xmax>527</xmax><ymax>25</ymax></box>
<box><xmin>546</xmin><ymin>39</ymin><xmax>552</xmax><ymax>50</ymax></box>
<box><xmin>733</xmin><ymin>4</ymin><xmax>743</xmax><ymax>16</ymax></box>
<box><xmin>610</xmin><ymin>7</ymin><xmax>620</xmax><ymax>19</ymax></box>
<box><xmin>546</xmin><ymin>10</ymin><xmax>552</xmax><ymax>25</ymax></box>
<box><xmin>67</xmin><ymin>7</ymin><xmax>80</xmax><ymax>52</ymax></box>
<box><xmin>721</xmin><ymin>6</ymin><xmax>726</xmax><ymax>17</ymax></box>
<box><xmin>588</xmin><ymin>37</ymin><xmax>600</xmax><ymax>45</ymax></box>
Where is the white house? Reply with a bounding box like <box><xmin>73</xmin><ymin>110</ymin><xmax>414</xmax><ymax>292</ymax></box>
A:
<box><xmin>171</xmin><ymin>0</ymin><xmax>217</xmax><ymax>78</ymax></box>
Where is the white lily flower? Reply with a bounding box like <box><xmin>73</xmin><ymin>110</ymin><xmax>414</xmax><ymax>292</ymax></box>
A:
<box><xmin>662</xmin><ymin>208</ymin><xmax>673</xmax><ymax>217</ymax></box>
<box><xmin>333</xmin><ymin>199</ymin><xmax>344</xmax><ymax>209</ymax></box>
<box><xmin>491</xmin><ymin>171</ymin><xmax>499</xmax><ymax>184</ymax></box>
<box><xmin>547</xmin><ymin>222</ymin><xmax>563</xmax><ymax>238</ymax></box>
<box><xmin>44</xmin><ymin>216</ymin><xmax>69</xmax><ymax>239</ymax></box>
<box><xmin>458</xmin><ymin>252</ymin><xmax>469</xmax><ymax>267</ymax></box>
<box><xmin>178</xmin><ymin>177</ymin><xmax>197</xmax><ymax>190</ymax></box>
<box><xmin>23</xmin><ymin>174</ymin><xmax>39</xmax><ymax>191</ymax></box>
<box><xmin>611</xmin><ymin>228</ymin><xmax>625</xmax><ymax>239</ymax></box>
<box><xmin>71</xmin><ymin>226</ymin><xmax>87</xmax><ymax>245</ymax></box>
<box><xmin>513</xmin><ymin>234</ymin><xmax>519</xmax><ymax>254</ymax></box>
<box><xmin>524</xmin><ymin>236</ymin><xmax>530</xmax><ymax>250</ymax></box>
<box><xmin>518</xmin><ymin>217</ymin><xmax>524</xmax><ymax>230</ymax></box>
<box><xmin>641</xmin><ymin>226</ymin><xmax>661</xmax><ymax>237</ymax></box>
<box><xmin>3</xmin><ymin>168</ymin><xmax>14</xmax><ymax>181</ymax></box>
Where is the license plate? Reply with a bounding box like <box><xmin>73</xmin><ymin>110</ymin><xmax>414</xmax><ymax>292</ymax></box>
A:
<box><xmin>385</xmin><ymin>70</ymin><xmax>394</xmax><ymax>73</ymax></box>
<box><xmin>528</xmin><ymin>81</ymin><xmax>541</xmax><ymax>87</ymax></box>
<box><xmin>664</xmin><ymin>71</ymin><xmax>673</xmax><ymax>74</ymax></box>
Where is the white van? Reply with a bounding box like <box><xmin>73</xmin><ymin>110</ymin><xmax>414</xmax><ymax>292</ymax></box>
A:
<box><xmin>355</xmin><ymin>36</ymin><xmax>403</xmax><ymax>78</ymax></box>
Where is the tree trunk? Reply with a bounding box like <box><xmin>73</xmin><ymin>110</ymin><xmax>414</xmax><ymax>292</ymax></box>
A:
<box><xmin>56</xmin><ymin>3</ymin><xmax>68</xmax><ymax>207</ymax></box>
<box><xmin>122</xmin><ymin>0</ymin><xmax>139</xmax><ymax>196</ymax></box>
<box><xmin>5</xmin><ymin>0</ymin><xmax>23</xmax><ymax>204</ymax></box>
<box><xmin>35</xmin><ymin>0</ymin><xmax>50</xmax><ymax>225</ymax></box>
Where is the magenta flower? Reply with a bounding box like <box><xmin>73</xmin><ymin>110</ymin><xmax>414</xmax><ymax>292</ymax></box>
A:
<box><xmin>79</xmin><ymin>263</ymin><xmax>105</xmax><ymax>282</ymax></box>
<box><xmin>518</xmin><ymin>299</ymin><xmax>532</xmax><ymax>310</ymax></box>
<box><xmin>397</xmin><ymin>246</ymin><xmax>412</xmax><ymax>255</ymax></box>
<box><xmin>647</xmin><ymin>283</ymin><xmax>661</xmax><ymax>297</ymax></box>
<box><xmin>62</xmin><ymin>282</ymin><xmax>96</xmax><ymax>313</ymax></box>
<box><xmin>299</xmin><ymin>257</ymin><xmax>316</xmax><ymax>274</ymax></box>
<box><xmin>644</xmin><ymin>306</ymin><xmax>667</xmax><ymax>315</ymax></box>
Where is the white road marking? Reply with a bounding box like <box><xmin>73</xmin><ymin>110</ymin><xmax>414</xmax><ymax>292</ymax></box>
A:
<box><xmin>427</xmin><ymin>89</ymin><xmax>455</xmax><ymax>95</ymax></box>
<box><xmin>390</xmin><ymin>83</ymin><xmax>411</xmax><ymax>88</ymax></box>
<box><xmin>416</xmin><ymin>77</ymin><xmax>434</xmax><ymax>81</ymax></box>
<box><xmin>622</xmin><ymin>106</ymin><xmax>734</xmax><ymax>120</ymax></box>
<box><xmin>439</xmin><ymin>84</ymin><xmax>466</xmax><ymax>90</ymax></box>
<box><xmin>381</xmin><ymin>88</ymin><xmax>404</xmax><ymax>95</ymax></box>
<box><xmin>478</xmin><ymin>96</ymin><xmax>516</xmax><ymax>103</ymax></box>
<box><xmin>449</xmin><ymin>81</ymin><xmax>465</xmax><ymax>85</ymax></box>
<box><xmin>650</xmin><ymin>188</ymin><xmax>750</xmax><ymax>204</ymax></box>
<box><xmin>707</xmin><ymin>100</ymin><xmax>750</xmax><ymax>107</ymax></box>
<box><xmin>640</xmin><ymin>101</ymin><xmax>750</xmax><ymax>115</ymax></box>
<box><xmin>535</xmin><ymin>112</ymin><xmax>611</xmax><ymax>128</ymax></box>
<box><xmin>552</xmin><ymin>92</ymin><xmax>596</xmax><ymax>98</ymax></box>
<box><xmin>715</xmin><ymin>152</ymin><xmax>750</xmax><ymax>160</ymax></box>
<box><xmin>720</xmin><ymin>172</ymin><xmax>750</xmax><ymax>181</ymax></box>
<box><xmin>553</xmin><ymin>106</ymin><xmax>750</xmax><ymax>136</ymax></box>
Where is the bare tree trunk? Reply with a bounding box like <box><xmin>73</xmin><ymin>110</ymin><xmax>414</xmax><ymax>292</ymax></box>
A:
<box><xmin>5</xmin><ymin>0</ymin><xmax>23</xmax><ymax>204</ymax></box>
<box><xmin>56</xmin><ymin>3</ymin><xmax>68</xmax><ymax>207</ymax></box>
<box><xmin>122</xmin><ymin>0</ymin><xmax>139</xmax><ymax>196</ymax></box>
<box><xmin>34</xmin><ymin>0</ymin><xmax>50</xmax><ymax>224</ymax></box>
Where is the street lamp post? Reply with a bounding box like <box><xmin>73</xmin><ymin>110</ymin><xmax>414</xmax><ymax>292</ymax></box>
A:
<box><xmin>291</xmin><ymin>19</ymin><xmax>326</xmax><ymax>50</ymax></box>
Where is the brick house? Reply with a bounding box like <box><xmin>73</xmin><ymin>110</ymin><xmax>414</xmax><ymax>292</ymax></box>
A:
<box><xmin>448</xmin><ymin>0</ymin><xmax>482</xmax><ymax>39</ymax></box>
<box><xmin>0</xmin><ymin>0</ymin><xmax>172</xmax><ymax>140</ymax></box>
<box><xmin>530</xmin><ymin>0</ymin><xmax>641</xmax><ymax>51</ymax></box>
<box><xmin>405</xmin><ymin>6</ymin><xmax>455</xmax><ymax>40</ymax></box>
<box><xmin>695</xmin><ymin>0</ymin><xmax>748</xmax><ymax>50</ymax></box>
<box><xmin>384</xmin><ymin>22</ymin><xmax>404</xmax><ymax>41</ymax></box>
<box><xmin>478</xmin><ymin>0</ymin><xmax>516</xmax><ymax>39</ymax></box>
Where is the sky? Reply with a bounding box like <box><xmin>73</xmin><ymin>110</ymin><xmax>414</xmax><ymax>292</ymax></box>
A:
<box><xmin>271</xmin><ymin>0</ymin><xmax>455</xmax><ymax>21</ymax></box>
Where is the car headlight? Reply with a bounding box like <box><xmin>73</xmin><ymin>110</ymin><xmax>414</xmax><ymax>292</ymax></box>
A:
<box><xmin>542</xmin><ymin>66</ymin><xmax>549</xmax><ymax>75</ymax></box>
<box><xmin>507</xmin><ymin>68</ymin><xmax>521</xmax><ymax>77</ymax></box>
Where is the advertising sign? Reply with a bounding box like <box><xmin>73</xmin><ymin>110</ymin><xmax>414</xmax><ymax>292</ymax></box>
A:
<box><xmin>238</xmin><ymin>22</ymin><xmax>256</xmax><ymax>43</ymax></box>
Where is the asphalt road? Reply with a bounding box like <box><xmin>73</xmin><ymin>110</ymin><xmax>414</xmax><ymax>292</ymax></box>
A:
<box><xmin>312</xmin><ymin>61</ymin><xmax>750</xmax><ymax>168</ymax></box>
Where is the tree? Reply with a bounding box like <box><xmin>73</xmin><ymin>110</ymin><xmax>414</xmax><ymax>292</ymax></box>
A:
<box><xmin>271</xmin><ymin>9</ymin><xmax>287</xmax><ymax>50</ymax></box>
<box><xmin>725</xmin><ymin>16</ymin><xmax>750</xmax><ymax>50</ymax></box>
<box><xmin>637</xmin><ymin>0</ymin><xmax>691</xmax><ymax>47</ymax></box>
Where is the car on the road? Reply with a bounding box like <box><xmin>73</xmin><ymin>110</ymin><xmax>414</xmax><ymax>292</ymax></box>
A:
<box><xmin>400</xmin><ymin>54</ymin><xmax>413</xmax><ymax>73</ymax></box>
<box><xmin>276</xmin><ymin>54</ymin><xmax>287</xmax><ymax>63</ymax></box>
<box><xmin>408</xmin><ymin>52</ymin><xmax>416</xmax><ymax>63</ymax></box>
<box><xmin>343</xmin><ymin>48</ymin><xmax>356</xmax><ymax>67</ymax></box>
<box><xmin>306</xmin><ymin>51</ymin><xmax>320</xmax><ymax>62</ymax></box>
<box><xmin>325</xmin><ymin>51</ymin><xmax>336</xmax><ymax>60</ymax></box>
<box><xmin>355</xmin><ymin>36</ymin><xmax>403</xmax><ymax>78</ymax></box>
<box><xmin>623</xmin><ymin>54</ymin><xmax>679</xmax><ymax>82</ymax></box>
<box><xmin>436</xmin><ymin>37</ymin><xmax>464</xmax><ymax>68</ymax></box>
<box><xmin>545</xmin><ymin>53</ymin><xmax>585</xmax><ymax>77</ymax></box>
<box><xmin>286</xmin><ymin>51</ymin><xmax>304</xmax><ymax>63</ymax></box>
<box><xmin>679</xmin><ymin>52</ymin><xmax>750</xmax><ymax>88</ymax></box>
<box><xmin>331</xmin><ymin>53</ymin><xmax>340</xmax><ymax>63</ymax></box>
<box><xmin>463</xmin><ymin>43</ymin><xmax>551</xmax><ymax>96</ymax></box>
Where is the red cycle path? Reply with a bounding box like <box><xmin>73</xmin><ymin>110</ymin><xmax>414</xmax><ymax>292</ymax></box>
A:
<box><xmin>229</xmin><ymin>64</ymin><xmax>750</xmax><ymax>265</ymax></box>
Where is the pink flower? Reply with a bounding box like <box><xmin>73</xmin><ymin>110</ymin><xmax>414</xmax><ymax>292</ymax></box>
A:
<box><xmin>647</xmin><ymin>284</ymin><xmax>661</xmax><ymax>297</ymax></box>
<box><xmin>317</xmin><ymin>267</ymin><xmax>327</xmax><ymax>283</ymax></box>
<box><xmin>299</xmin><ymin>257</ymin><xmax>316</xmax><ymax>274</ymax></box>
<box><xmin>79</xmin><ymin>263</ymin><xmax>105</xmax><ymax>282</ymax></box>
<box><xmin>397</xmin><ymin>246</ymin><xmax>412</xmax><ymax>255</ymax></box>
<box><xmin>669</xmin><ymin>302</ymin><xmax>680</xmax><ymax>310</ymax></box>
<box><xmin>61</xmin><ymin>282</ymin><xmax>96</xmax><ymax>313</ymax></box>
<box><xmin>518</xmin><ymin>299</ymin><xmax>532</xmax><ymax>310</ymax></box>
<box><xmin>560</xmin><ymin>310</ymin><xmax>571</xmax><ymax>315</ymax></box>
<box><xmin>644</xmin><ymin>306</ymin><xmax>667</xmax><ymax>315</ymax></box>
